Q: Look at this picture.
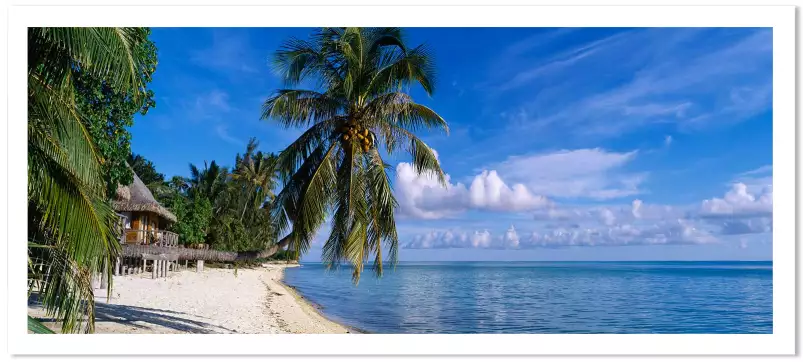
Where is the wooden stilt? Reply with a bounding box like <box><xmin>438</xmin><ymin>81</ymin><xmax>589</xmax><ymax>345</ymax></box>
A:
<box><xmin>100</xmin><ymin>260</ymin><xmax>107</xmax><ymax>289</ymax></box>
<box><xmin>151</xmin><ymin>260</ymin><xmax>156</xmax><ymax>279</ymax></box>
<box><xmin>196</xmin><ymin>260</ymin><xmax>204</xmax><ymax>273</ymax></box>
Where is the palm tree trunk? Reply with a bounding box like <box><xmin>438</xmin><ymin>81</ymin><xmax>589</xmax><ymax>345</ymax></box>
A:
<box><xmin>120</xmin><ymin>235</ymin><xmax>292</xmax><ymax>262</ymax></box>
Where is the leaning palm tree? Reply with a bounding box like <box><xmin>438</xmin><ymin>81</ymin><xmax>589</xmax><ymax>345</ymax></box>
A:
<box><xmin>28</xmin><ymin>27</ymin><xmax>149</xmax><ymax>333</ymax></box>
<box><xmin>262</xmin><ymin>27</ymin><xmax>448</xmax><ymax>282</ymax></box>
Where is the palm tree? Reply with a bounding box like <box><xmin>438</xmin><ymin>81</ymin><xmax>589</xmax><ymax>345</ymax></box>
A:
<box><xmin>232</xmin><ymin>138</ymin><xmax>278</xmax><ymax>215</ymax></box>
<box><xmin>262</xmin><ymin>28</ymin><xmax>448</xmax><ymax>282</ymax></box>
<box><xmin>188</xmin><ymin>161</ymin><xmax>228</xmax><ymax>205</ymax></box>
<box><xmin>28</xmin><ymin>27</ymin><xmax>149</xmax><ymax>333</ymax></box>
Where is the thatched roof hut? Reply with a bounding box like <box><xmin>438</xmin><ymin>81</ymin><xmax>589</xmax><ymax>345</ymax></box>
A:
<box><xmin>113</xmin><ymin>173</ymin><xmax>176</xmax><ymax>223</ymax></box>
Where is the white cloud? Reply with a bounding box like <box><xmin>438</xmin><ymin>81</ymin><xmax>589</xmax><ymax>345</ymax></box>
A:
<box><xmin>402</xmin><ymin>219</ymin><xmax>716</xmax><ymax>250</ymax></box>
<box><xmin>402</xmin><ymin>166</ymin><xmax>773</xmax><ymax>250</ymax></box>
<box><xmin>394</xmin><ymin>162</ymin><xmax>550</xmax><ymax>219</ymax></box>
<box><xmin>733</xmin><ymin>165</ymin><xmax>773</xmax><ymax>195</ymax></box>
<box><xmin>523</xmin><ymin>219</ymin><xmax>717</xmax><ymax>248</ymax></box>
<box><xmin>468</xmin><ymin>170</ymin><xmax>550</xmax><ymax>211</ymax></box>
<box><xmin>664</xmin><ymin>135</ymin><xmax>673</xmax><ymax>146</ymax></box>
<box><xmin>502</xmin><ymin>225</ymin><xmax>520</xmax><ymax>248</ymax></box>
<box><xmin>631</xmin><ymin>199</ymin><xmax>643</xmax><ymax>218</ymax></box>
<box><xmin>483</xmin><ymin>148</ymin><xmax>645</xmax><ymax>200</ymax></box>
<box><xmin>700</xmin><ymin>183</ymin><xmax>772</xmax><ymax>218</ymax></box>
<box><xmin>403</xmin><ymin>229</ymin><xmax>494</xmax><ymax>249</ymax></box>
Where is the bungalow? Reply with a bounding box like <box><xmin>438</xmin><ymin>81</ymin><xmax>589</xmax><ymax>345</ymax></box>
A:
<box><xmin>113</xmin><ymin>173</ymin><xmax>179</xmax><ymax>247</ymax></box>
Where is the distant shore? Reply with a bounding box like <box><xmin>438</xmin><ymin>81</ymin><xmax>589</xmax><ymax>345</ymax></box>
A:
<box><xmin>28</xmin><ymin>264</ymin><xmax>350</xmax><ymax>334</ymax></box>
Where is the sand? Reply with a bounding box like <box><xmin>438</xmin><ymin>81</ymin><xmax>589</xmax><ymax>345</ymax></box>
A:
<box><xmin>28</xmin><ymin>265</ymin><xmax>349</xmax><ymax>334</ymax></box>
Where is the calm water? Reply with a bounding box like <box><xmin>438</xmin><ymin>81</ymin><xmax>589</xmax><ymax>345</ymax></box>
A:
<box><xmin>283</xmin><ymin>261</ymin><xmax>772</xmax><ymax>334</ymax></box>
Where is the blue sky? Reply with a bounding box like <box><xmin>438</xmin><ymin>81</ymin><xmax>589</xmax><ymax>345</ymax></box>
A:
<box><xmin>131</xmin><ymin>27</ymin><xmax>772</xmax><ymax>261</ymax></box>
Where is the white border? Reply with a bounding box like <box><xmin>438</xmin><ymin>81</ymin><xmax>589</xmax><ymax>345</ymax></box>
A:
<box><xmin>5</xmin><ymin>4</ymin><xmax>795</xmax><ymax>356</ymax></box>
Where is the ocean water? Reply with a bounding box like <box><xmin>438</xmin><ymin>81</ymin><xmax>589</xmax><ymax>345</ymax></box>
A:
<box><xmin>283</xmin><ymin>261</ymin><xmax>772</xmax><ymax>334</ymax></box>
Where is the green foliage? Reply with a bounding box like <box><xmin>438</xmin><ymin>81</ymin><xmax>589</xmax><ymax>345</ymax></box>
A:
<box><xmin>207</xmin><ymin>138</ymin><xmax>278</xmax><ymax>252</ymax></box>
<box><xmin>137</xmin><ymin>139</ymin><xmax>279</xmax><ymax>252</ymax></box>
<box><xmin>72</xmin><ymin>29</ymin><xmax>158</xmax><ymax>196</ymax></box>
<box><xmin>166</xmin><ymin>194</ymin><xmax>212</xmax><ymax>245</ymax></box>
<box><xmin>263</xmin><ymin>27</ymin><xmax>448</xmax><ymax>283</ymax></box>
<box><xmin>28</xmin><ymin>27</ymin><xmax>157</xmax><ymax>333</ymax></box>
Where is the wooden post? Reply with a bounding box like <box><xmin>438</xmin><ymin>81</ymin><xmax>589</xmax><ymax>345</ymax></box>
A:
<box><xmin>142</xmin><ymin>259</ymin><xmax>146</xmax><ymax>274</ymax></box>
<box><xmin>100</xmin><ymin>260</ymin><xmax>107</xmax><ymax>290</ymax></box>
<box><xmin>196</xmin><ymin>260</ymin><xmax>204</xmax><ymax>273</ymax></box>
<box><xmin>151</xmin><ymin>260</ymin><xmax>156</xmax><ymax>279</ymax></box>
<box><xmin>185</xmin><ymin>260</ymin><xmax>189</xmax><ymax>269</ymax></box>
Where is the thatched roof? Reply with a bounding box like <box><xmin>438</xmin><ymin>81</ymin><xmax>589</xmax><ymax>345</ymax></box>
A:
<box><xmin>113</xmin><ymin>173</ymin><xmax>177</xmax><ymax>223</ymax></box>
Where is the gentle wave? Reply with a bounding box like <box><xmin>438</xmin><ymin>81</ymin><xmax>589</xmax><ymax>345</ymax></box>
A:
<box><xmin>283</xmin><ymin>261</ymin><xmax>772</xmax><ymax>334</ymax></box>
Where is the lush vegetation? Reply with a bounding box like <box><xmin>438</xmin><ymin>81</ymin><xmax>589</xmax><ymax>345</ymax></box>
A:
<box><xmin>27</xmin><ymin>27</ymin><xmax>157</xmax><ymax>333</ymax></box>
<box><xmin>134</xmin><ymin>138</ymin><xmax>280</xmax><ymax>253</ymax></box>
<box><xmin>263</xmin><ymin>27</ymin><xmax>448</xmax><ymax>282</ymax></box>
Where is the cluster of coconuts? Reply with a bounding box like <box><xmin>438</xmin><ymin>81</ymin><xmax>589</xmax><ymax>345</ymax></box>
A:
<box><xmin>339</xmin><ymin>121</ymin><xmax>373</xmax><ymax>152</ymax></box>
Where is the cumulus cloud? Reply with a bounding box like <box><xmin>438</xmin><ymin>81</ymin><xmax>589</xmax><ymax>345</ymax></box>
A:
<box><xmin>468</xmin><ymin>171</ymin><xmax>550</xmax><ymax>211</ymax></box>
<box><xmin>699</xmin><ymin>183</ymin><xmax>772</xmax><ymax>218</ymax></box>
<box><xmin>733</xmin><ymin>165</ymin><xmax>773</xmax><ymax>195</ymax></box>
<box><xmin>502</xmin><ymin>225</ymin><xmax>520</xmax><ymax>248</ymax></box>
<box><xmin>394</xmin><ymin>163</ymin><xmax>550</xmax><ymax>219</ymax></box>
<box><xmin>483</xmin><ymin>148</ymin><xmax>646</xmax><ymax>200</ymax></box>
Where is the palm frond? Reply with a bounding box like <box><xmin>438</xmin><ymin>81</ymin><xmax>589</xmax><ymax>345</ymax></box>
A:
<box><xmin>262</xmin><ymin>89</ymin><xmax>342</xmax><ymax>129</ymax></box>
<box><xmin>31</xmin><ymin>27</ymin><xmax>146</xmax><ymax>93</ymax></box>
<box><xmin>28</xmin><ymin>242</ymin><xmax>98</xmax><ymax>334</ymax></box>
<box><xmin>28</xmin><ymin>316</ymin><xmax>56</xmax><ymax>334</ymax></box>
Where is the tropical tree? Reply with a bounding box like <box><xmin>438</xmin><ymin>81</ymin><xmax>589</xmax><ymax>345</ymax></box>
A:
<box><xmin>262</xmin><ymin>27</ymin><xmax>448</xmax><ymax>282</ymax></box>
<box><xmin>27</xmin><ymin>27</ymin><xmax>154</xmax><ymax>333</ymax></box>
<box><xmin>187</xmin><ymin>160</ymin><xmax>228</xmax><ymax>208</ymax></box>
<box><xmin>208</xmin><ymin>139</ymin><xmax>278</xmax><ymax>252</ymax></box>
<box><xmin>231</xmin><ymin>138</ymin><xmax>278</xmax><ymax>217</ymax></box>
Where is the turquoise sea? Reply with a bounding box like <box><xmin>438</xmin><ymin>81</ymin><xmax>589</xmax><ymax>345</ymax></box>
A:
<box><xmin>283</xmin><ymin>261</ymin><xmax>772</xmax><ymax>334</ymax></box>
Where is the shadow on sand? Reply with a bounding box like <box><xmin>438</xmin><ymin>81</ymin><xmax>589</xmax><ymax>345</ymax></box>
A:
<box><xmin>93</xmin><ymin>302</ymin><xmax>239</xmax><ymax>334</ymax></box>
<box><xmin>29</xmin><ymin>293</ymin><xmax>239</xmax><ymax>334</ymax></box>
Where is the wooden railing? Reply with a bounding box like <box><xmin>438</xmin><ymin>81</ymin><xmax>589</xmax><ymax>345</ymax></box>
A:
<box><xmin>122</xmin><ymin>229</ymin><xmax>179</xmax><ymax>247</ymax></box>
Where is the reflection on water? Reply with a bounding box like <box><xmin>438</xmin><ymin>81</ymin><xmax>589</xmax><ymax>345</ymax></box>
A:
<box><xmin>283</xmin><ymin>261</ymin><xmax>772</xmax><ymax>334</ymax></box>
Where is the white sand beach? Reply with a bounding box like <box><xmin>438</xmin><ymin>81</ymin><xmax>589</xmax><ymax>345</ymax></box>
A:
<box><xmin>29</xmin><ymin>265</ymin><xmax>350</xmax><ymax>334</ymax></box>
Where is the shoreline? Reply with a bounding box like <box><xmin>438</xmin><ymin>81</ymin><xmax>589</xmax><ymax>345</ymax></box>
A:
<box><xmin>276</xmin><ymin>269</ymin><xmax>369</xmax><ymax>334</ymax></box>
<box><xmin>264</xmin><ymin>265</ymin><xmax>352</xmax><ymax>334</ymax></box>
<box><xmin>28</xmin><ymin>264</ymin><xmax>351</xmax><ymax>334</ymax></box>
